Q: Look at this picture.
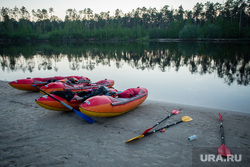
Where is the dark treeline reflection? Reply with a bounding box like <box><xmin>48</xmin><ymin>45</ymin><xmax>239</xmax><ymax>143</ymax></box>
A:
<box><xmin>0</xmin><ymin>42</ymin><xmax>249</xmax><ymax>86</ymax></box>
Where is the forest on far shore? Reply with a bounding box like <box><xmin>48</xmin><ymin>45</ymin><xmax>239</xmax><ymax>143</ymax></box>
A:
<box><xmin>0</xmin><ymin>0</ymin><xmax>249</xmax><ymax>41</ymax></box>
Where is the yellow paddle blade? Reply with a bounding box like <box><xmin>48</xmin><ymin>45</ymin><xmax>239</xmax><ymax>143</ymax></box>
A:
<box><xmin>182</xmin><ymin>116</ymin><xmax>193</xmax><ymax>122</ymax></box>
<box><xmin>125</xmin><ymin>135</ymin><xmax>145</xmax><ymax>143</ymax></box>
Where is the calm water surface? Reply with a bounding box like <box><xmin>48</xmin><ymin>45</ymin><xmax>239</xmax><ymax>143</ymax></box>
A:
<box><xmin>1</xmin><ymin>42</ymin><xmax>249</xmax><ymax>113</ymax></box>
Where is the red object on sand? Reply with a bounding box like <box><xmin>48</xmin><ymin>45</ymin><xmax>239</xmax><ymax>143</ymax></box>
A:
<box><xmin>217</xmin><ymin>113</ymin><xmax>231</xmax><ymax>157</ymax></box>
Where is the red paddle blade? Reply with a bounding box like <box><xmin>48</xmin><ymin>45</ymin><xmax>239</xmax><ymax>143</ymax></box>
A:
<box><xmin>219</xmin><ymin>113</ymin><xmax>222</xmax><ymax>120</ymax></box>
<box><xmin>218</xmin><ymin>144</ymin><xmax>231</xmax><ymax>157</ymax></box>
<box><xmin>142</xmin><ymin>127</ymin><xmax>153</xmax><ymax>135</ymax></box>
<box><xmin>172</xmin><ymin>109</ymin><xmax>180</xmax><ymax>115</ymax></box>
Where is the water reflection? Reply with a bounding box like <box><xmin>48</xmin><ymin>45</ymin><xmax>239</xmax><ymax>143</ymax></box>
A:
<box><xmin>0</xmin><ymin>42</ymin><xmax>249</xmax><ymax>86</ymax></box>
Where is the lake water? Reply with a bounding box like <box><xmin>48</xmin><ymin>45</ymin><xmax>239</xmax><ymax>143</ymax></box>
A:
<box><xmin>0</xmin><ymin>42</ymin><xmax>249</xmax><ymax>113</ymax></box>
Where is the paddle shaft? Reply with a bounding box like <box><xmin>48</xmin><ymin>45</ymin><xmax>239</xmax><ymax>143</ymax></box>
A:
<box><xmin>35</xmin><ymin>85</ymin><xmax>74</xmax><ymax>108</ymax></box>
<box><xmin>33</xmin><ymin>85</ymin><xmax>94</xmax><ymax>123</ymax></box>
<box><xmin>219</xmin><ymin>117</ymin><xmax>225</xmax><ymax>145</ymax></box>
<box><xmin>142</xmin><ymin>112</ymin><xmax>177</xmax><ymax>135</ymax></box>
<box><xmin>144</xmin><ymin>120</ymin><xmax>183</xmax><ymax>136</ymax></box>
<box><xmin>218</xmin><ymin>113</ymin><xmax>231</xmax><ymax>157</ymax></box>
<box><xmin>151</xmin><ymin>113</ymin><xmax>173</xmax><ymax>129</ymax></box>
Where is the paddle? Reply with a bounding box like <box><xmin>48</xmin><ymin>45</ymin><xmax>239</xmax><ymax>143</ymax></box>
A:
<box><xmin>217</xmin><ymin>113</ymin><xmax>231</xmax><ymax>157</ymax></box>
<box><xmin>126</xmin><ymin>116</ymin><xmax>193</xmax><ymax>143</ymax></box>
<box><xmin>32</xmin><ymin>85</ymin><xmax>95</xmax><ymax>124</ymax></box>
<box><xmin>142</xmin><ymin>109</ymin><xmax>180</xmax><ymax>135</ymax></box>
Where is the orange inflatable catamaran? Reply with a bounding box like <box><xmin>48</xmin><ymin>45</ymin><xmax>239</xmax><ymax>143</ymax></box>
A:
<box><xmin>35</xmin><ymin>86</ymin><xmax>148</xmax><ymax>117</ymax></box>
<box><xmin>35</xmin><ymin>87</ymin><xmax>118</xmax><ymax>111</ymax></box>
<box><xmin>9</xmin><ymin>76</ymin><xmax>90</xmax><ymax>91</ymax></box>
<box><xmin>40</xmin><ymin>79</ymin><xmax>114</xmax><ymax>94</ymax></box>
<box><xmin>79</xmin><ymin>87</ymin><xmax>148</xmax><ymax>117</ymax></box>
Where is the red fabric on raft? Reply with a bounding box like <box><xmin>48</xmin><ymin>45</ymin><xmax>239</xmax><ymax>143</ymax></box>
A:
<box><xmin>118</xmin><ymin>88</ymin><xmax>141</xmax><ymax>98</ymax></box>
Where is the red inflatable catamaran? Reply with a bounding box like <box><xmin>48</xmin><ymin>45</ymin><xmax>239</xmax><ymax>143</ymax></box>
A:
<box><xmin>40</xmin><ymin>79</ymin><xmax>114</xmax><ymax>94</ymax></box>
<box><xmin>9</xmin><ymin>76</ymin><xmax>90</xmax><ymax>91</ymax></box>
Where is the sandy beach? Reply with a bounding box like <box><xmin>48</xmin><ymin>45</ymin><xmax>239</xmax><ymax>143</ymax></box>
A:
<box><xmin>0</xmin><ymin>80</ymin><xmax>249</xmax><ymax>167</ymax></box>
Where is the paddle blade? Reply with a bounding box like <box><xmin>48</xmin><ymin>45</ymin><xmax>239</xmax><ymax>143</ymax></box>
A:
<box><xmin>182</xmin><ymin>116</ymin><xmax>193</xmax><ymax>122</ymax></box>
<box><xmin>172</xmin><ymin>109</ymin><xmax>180</xmax><ymax>115</ymax></box>
<box><xmin>218</xmin><ymin>144</ymin><xmax>231</xmax><ymax>157</ymax></box>
<box><xmin>219</xmin><ymin>113</ymin><xmax>223</xmax><ymax>120</ymax></box>
<box><xmin>126</xmin><ymin>135</ymin><xmax>144</xmax><ymax>143</ymax></box>
<box><xmin>74</xmin><ymin>110</ymin><xmax>95</xmax><ymax>124</ymax></box>
<box><xmin>142</xmin><ymin>127</ymin><xmax>153</xmax><ymax>135</ymax></box>
<box><xmin>57</xmin><ymin>96</ymin><xmax>95</xmax><ymax>123</ymax></box>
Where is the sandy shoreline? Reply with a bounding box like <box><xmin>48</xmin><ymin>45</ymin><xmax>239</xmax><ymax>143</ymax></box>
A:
<box><xmin>0</xmin><ymin>80</ymin><xmax>249</xmax><ymax>167</ymax></box>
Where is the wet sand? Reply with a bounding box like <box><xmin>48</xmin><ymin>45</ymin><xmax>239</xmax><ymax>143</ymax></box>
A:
<box><xmin>0</xmin><ymin>80</ymin><xmax>249</xmax><ymax>167</ymax></box>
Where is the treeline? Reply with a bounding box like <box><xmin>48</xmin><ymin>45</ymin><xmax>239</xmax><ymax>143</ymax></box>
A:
<box><xmin>0</xmin><ymin>0</ymin><xmax>249</xmax><ymax>41</ymax></box>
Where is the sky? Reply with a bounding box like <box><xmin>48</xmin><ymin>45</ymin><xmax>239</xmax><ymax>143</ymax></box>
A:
<box><xmin>1</xmin><ymin>0</ymin><xmax>225</xmax><ymax>19</ymax></box>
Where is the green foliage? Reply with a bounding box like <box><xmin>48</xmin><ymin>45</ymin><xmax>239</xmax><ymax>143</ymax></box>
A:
<box><xmin>220</xmin><ymin>21</ymin><xmax>239</xmax><ymax>38</ymax></box>
<box><xmin>179</xmin><ymin>25</ymin><xmax>201</xmax><ymax>38</ymax></box>
<box><xmin>242</xmin><ymin>26</ymin><xmax>250</xmax><ymax>38</ymax></box>
<box><xmin>0</xmin><ymin>1</ymin><xmax>249</xmax><ymax>41</ymax></box>
<box><xmin>204</xmin><ymin>24</ymin><xmax>223</xmax><ymax>38</ymax></box>
<box><xmin>165</xmin><ymin>21</ymin><xmax>185</xmax><ymax>38</ymax></box>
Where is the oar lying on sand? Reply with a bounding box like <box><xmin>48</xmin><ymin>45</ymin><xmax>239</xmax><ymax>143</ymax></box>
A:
<box><xmin>126</xmin><ymin>114</ymin><xmax>192</xmax><ymax>143</ymax></box>
<box><xmin>139</xmin><ymin>109</ymin><xmax>180</xmax><ymax>135</ymax></box>
<box><xmin>32</xmin><ymin>85</ymin><xmax>95</xmax><ymax>124</ymax></box>
<box><xmin>218</xmin><ymin>113</ymin><xmax>231</xmax><ymax>157</ymax></box>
